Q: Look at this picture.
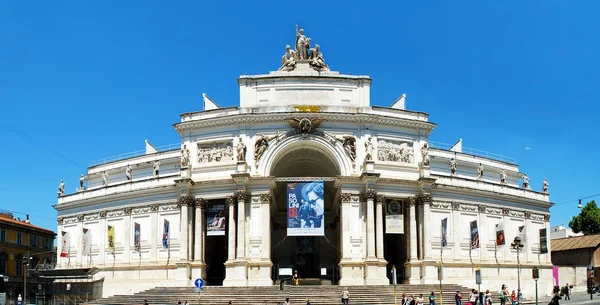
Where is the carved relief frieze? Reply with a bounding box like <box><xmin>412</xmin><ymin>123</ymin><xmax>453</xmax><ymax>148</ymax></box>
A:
<box><xmin>132</xmin><ymin>206</ymin><xmax>150</xmax><ymax>214</ymax></box>
<box><xmin>99</xmin><ymin>210</ymin><xmax>107</xmax><ymax>218</ymax></box>
<box><xmin>63</xmin><ymin>217</ymin><xmax>78</xmax><ymax>224</ymax></box>
<box><xmin>123</xmin><ymin>207</ymin><xmax>133</xmax><ymax>215</ymax></box>
<box><xmin>83</xmin><ymin>213</ymin><xmax>100</xmax><ymax>221</ymax></box>
<box><xmin>377</xmin><ymin>139</ymin><xmax>414</xmax><ymax>163</ymax></box>
<box><xmin>531</xmin><ymin>213</ymin><xmax>545</xmax><ymax>221</ymax></box>
<box><xmin>459</xmin><ymin>204</ymin><xmax>478</xmax><ymax>212</ymax></box>
<box><xmin>196</xmin><ymin>141</ymin><xmax>234</xmax><ymax>164</ymax></box>
<box><xmin>431</xmin><ymin>201</ymin><xmax>451</xmax><ymax>209</ymax></box>
<box><xmin>107</xmin><ymin>209</ymin><xmax>125</xmax><ymax>217</ymax></box>
<box><xmin>160</xmin><ymin>203</ymin><xmax>179</xmax><ymax>211</ymax></box>
<box><xmin>487</xmin><ymin>207</ymin><xmax>503</xmax><ymax>215</ymax></box>
<box><xmin>509</xmin><ymin>210</ymin><xmax>525</xmax><ymax>218</ymax></box>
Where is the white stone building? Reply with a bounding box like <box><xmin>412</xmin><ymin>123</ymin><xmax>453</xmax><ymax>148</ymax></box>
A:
<box><xmin>550</xmin><ymin>225</ymin><xmax>583</xmax><ymax>240</ymax></box>
<box><xmin>54</xmin><ymin>34</ymin><xmax>554</xmax><ymax>298</ymax></box>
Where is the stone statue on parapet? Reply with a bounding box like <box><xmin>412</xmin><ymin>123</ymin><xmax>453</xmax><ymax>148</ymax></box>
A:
<box><xmin>450</xmin><ymin>158</ymin><xmax>457</xmax><ymax>175</ymax></box>
<box><xmin>500</xmin><ymin>169</ymin><xmax>507</xmax><ymax>184</ymax></box>
<box><xmin>521</xmin><ymin>173</ymin><xmax>530</xmax><ymax>189</ymax></box>
<box><xmin>279</xmin><ymin>45</ymin><xmax>297</xmax><ymax>71</ymax></box>
<box><xmin>125</xmin><ymin>165</ymin><xmax>133</xmax><ymax>181</ymax></box>
<box><xmin>542</xmin><ymin>178</ymin><xmax>549</xmax><ymax>193</ymax></box>
<box><xmin>236</xmin><ymin>137</ymin><xmax>247</xmax><ymax>162</ymax></box>
<box><xmin>295</xmin><ymin>25</ymin><xmax>311</xmax><ymax>60</ymax></box>
<box><xmin>79</xmin><ymin>175</ymin><xmax>86</xmax><ymax>191</ymax></box>
<box><xmin>365</xmin><ymin>137</ymin><xmax>374</xmax><ymax>161</ymax></box>
<box><xmin>58</xmin><ymin>180</ymin><xmax>65</xmax><ymax>197</ymax></box>
<box><xmin>309</xmin><ymin>44</ymin><xmax>329</xmax><ymax>72</ymax></box>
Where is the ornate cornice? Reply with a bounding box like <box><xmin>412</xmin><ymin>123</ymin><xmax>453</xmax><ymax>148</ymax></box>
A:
<box><xmin>363</xmin><ymin>189</ymin><xmax>377</xmax><ymax>200</ymax></box>
<box><xmin>177</xmin><ymin>194</ymin><xmax>196</xmax><ymax>207</ymax></box>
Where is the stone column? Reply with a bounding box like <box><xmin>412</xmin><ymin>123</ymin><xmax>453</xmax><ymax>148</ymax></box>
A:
<box><xmin>235</xmin><ymin>191</ymin><xmax>249</xmax><ymax>260</ymax></box>
<box><xmin>365</xmin><ymin>189</ymin><xmax>377</xmax><ymax>259</ymax></box>
<box><xmin>57</xmin><ymin>218</ymin><xmax>64</xmax><ymax>268</ymax></box>
<box><xmin>194</xmin><ymin>199</ymin><xmax>206</xmax><ymax>263</ymax></box>
<box><xmin>408</xmin><ymin>197</ymin><xmax>418</xmax><ymax>261</ymax></box>
<box><xmin>226</xmin><ymin>196</ymin><xmax>237</xmax><ymax>261</ymax></box>
<box><xmin>99</xmin><ymin>211</ymin><xmax>107</xmax><ymax>267</ymax></box>
<box><xmin>544</xmin><ymin>214</ymin><xmax>551</xmax><ymax>264</ymax></box>
<box><xmin>420</xmin><ymin>195</ymin><xmax>432</xmax><ymax>260</ymax></box>
<box><xmin>177</xmin><ymin>195</ymin><xmax>194</xmax><ymax>262</ymax></box>
<box><xmin>76</xmin><ymin>214</ymin><xmax>84</xmax><ymax>266</ymax></box>
<box><xmin>149</xmin><ymin>205</ymin><xmax>158</xmax><ymax>262</ymax></box>
<box><xmin>375</xmin><ymin>195</ymin><xmax>385</xmax><ymax>260</ymax></box>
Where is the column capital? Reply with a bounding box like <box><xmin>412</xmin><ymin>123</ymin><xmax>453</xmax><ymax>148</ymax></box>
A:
<box><xmin>123</xmin><ymin>207</ymin><xmax>132</xmax><ymax>215</ymax></box>
<box><xmin>543</xmin><ymin>214</ymin><xmax>550</xmax><ymax>221</ymax></box>
<box><xmin>363</xmin><ymin>188</ymin><xmax>377</xmax><ymax>200</ymax></box>
<box><xmin>226</xmin><ymin>195</ymin><xmax>236</xmax><ymax>206</ymax></box>
<box><xmin>195</xmin><ymin>198</ymin><xmax>207</xmax><ymax>210</ymax></box>
<box><xmin>259</xmin><ymin>193</ymin><xmax>271</xmax><ymax>204</ymax></box>
<box><xmin>235</xmin><ymin>190</ymin><xmax>250</xmax><ymax>203</ymax></box>
<box><xmin>406</xmin><ymin>196</ymin><xmax>417</xmax><ymax>207</ymax></box>
<box><xmin>177</xmin><ymin>194</ymin><xmax>196</xmax><ymax>207</ymax></box>
<box><xmin>340</xmin><ymin>193</ymin><xmax>353</xmax><ymax>203</ymax></box>
<box><xmin>150</xmin><ymin>204</ymin><xmax>159</xmax><ymax>212</ymax></box>
<box><xmin>57</xmin><ymin>217</ymin><xmax>64</xmax><ymax>225</ymax></box>
<box><xmin>76</xmin><ymin>214</ymin><xmax>84</xmax><ymax>222</ymax></box>
<box><xmin>99</xmin><ymin>210</ymin><xmax>107</xmax><ymax>218</ymax></box>
<box><xmin>417</xmin><ymin>194</ymin><xmax>432</xmax><ymax>205</ymax></box>
<box><xmin>376</xmin><ymin>194</ymin><xmax>385</xmax><ymax>204</ymax></box>
<box><xmin>477</xmin><ymin>204</ymin><xmax>487</xmax><ymax>213</ymax></box>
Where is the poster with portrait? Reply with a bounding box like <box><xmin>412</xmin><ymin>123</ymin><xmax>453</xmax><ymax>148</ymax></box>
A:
<box><xmin>385</xmin><ymin>199</ymin><xmax>404</xmax><ymax>234</ymax></box>
<box><xmin>539</xmin><ymin>228</ymin><xmax>548</xmax><ymax>254</ymax></box>
<box><xmin>207</xmin><ymin>204</ymin><xmax>226</xmax><ymax>236</ymax></box>
<box><xmin>495</xmin><ymin>223</ymin><xmax>506</xmax><ymax>247</ymax></box>
<box><xmin>441</xmin><ymin>217</ymin><xmax>448</xmax><ymax>248</ymax></box>
<box><xmin>470</xmin><ymin>220</ymin><xmax>480</xmax><ymax>249</ymax></box>
<box><xmin>287</xmin><ymin>181</ymin><xmax>325</xmax><ymax>236</ymax></box>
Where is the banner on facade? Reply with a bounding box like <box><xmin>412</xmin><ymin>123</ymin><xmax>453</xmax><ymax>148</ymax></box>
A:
<box><xmin>441</xmin><ymin>217</ymin><xmax>448</xmax><ymax>248</ymax></box>
<box><xmin>495</xmin><ymin>223</ymin><xmax>505</xmax><ymax>247</ymax></box>
<box><xmin>107</xmin><ymin>225</ymin><xmax>115</xmax><ymax>254</ymax></box>
<box><xmin>287</xmin><ymin>181</ymin><xmax>325</xmax><ymax>236</ymax></box>
<box><xmin>518</xmin><ymin>225</ymin><xmax>526</xmax><ymax>249</ymax></box>
<box><xmin>82</xmin><ymin>228</ymin><xmax>91</xmax><ymax>256</ymax></box>
<box><xmin>207</xmin><ymin>204</ymin><xmax>226</xmax><ymax>236</ymax></box>
<box><xmin>162</xmin><ymin>219</ymin><xmax>170</xmax><ymax>249</ymax></box>
<box><xmin>539</xmin><ymin>228</ymin><xmax>548</xmax><ymax>254</ymax></box>
<box><xmin>134</xmin><ymin>222</ymin><xmax>141</xmax><ymax>252</ymax></box>
<box><xmin>385</xmin><ymin>199</ymin><xmax>404</xmax><ymax>234</ymax></box>
<box><xmin>60</xmin><ymin>231</ymin><xmax>70</xmax><ymax>257</ymax></box>
<box><xmin>470</xmin><ymin>220</ymin><xmax>480</xmax><ymax>249</ymax></box>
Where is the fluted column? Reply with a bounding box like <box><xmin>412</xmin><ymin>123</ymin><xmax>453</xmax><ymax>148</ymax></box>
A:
<box><xmin>420</xmin><ymin>194</ymin><xmax>432</xmax><ymax>260</ymax></box>
<box><xmin>408</xmin><ymin>197</ymin><xmax>418</xmax><ymax>261</ymax></box>
<box><xmin>226</xmin><ymin>196</ymin><xmax>236</xmax><ymax>261</ymax></box>
<box><xmin>365</xmin><ymin>189</ymin><xmax>377</xmax><ymax>259</ymax></box>
<box><xmin>177</xmin><ymin>195</ymin><xmax>194</xmax><ymax>262</ymax></box>
<box><xmin>375</xmin><ymin>195</ymin><xmax>385</xmax><ymax>259</ymax></box>
<box><xmin>194</xmin><ymin>198</ymin><xmax>206</xmax><ymax>263</ymax></box>
<box><xmin>235</xmin><ymin>191</ymin><xmax>249</xmax><ymax>260</ymax></box>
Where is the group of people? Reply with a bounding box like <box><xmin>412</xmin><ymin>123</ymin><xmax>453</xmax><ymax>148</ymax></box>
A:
<box><xmin>453</xmin><ymin>284</ymin><xmax>522</xmax><ymax>305</ymax></box>
<box><xmin>399</xmin><ymin>292</ymin><xmax>437</xmax><ymax>304</ymax></box>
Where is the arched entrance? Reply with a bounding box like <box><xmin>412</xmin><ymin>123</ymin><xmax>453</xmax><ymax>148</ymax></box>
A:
<box><xmin>267</xmin><ymin>137</ymin><xmax>344</xmax><ymax>285</ymax></box>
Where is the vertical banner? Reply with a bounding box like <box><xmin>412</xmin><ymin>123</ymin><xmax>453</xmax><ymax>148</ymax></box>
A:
<box><xmin>60</xmin><ymin>231</ymin><xmax>70</xmax><ymax>257</ymax></box>
<box><xmin>287</xmin><ymin>181</ymin><xmax>325</xmax><ymax>236</ymax></box>
<box><xmin>495</xmin><ymin>223</ymin><xmax>506</xmax><ymax>247</ymax></box>
<box><xmin>385</xmin><ymin>199</ymin><xmax>404</xmax><ymax>234</ymax></box>
<box><xmin>162</xmin><ymin>219</ymin><xmax>170</xmax><ymax>249</ymax></box>
<box><xmin>207</xmin><ymin>204</ymin><xmax>226</xmax><ymax>236</ymax></box>
<box><xmin>107</xmin><ymin>225</ymin><xmax>115</xmax><ymax>254</ymax></box>
<box><xmin>539</xmin><ymin>228</ymin><xmax>548</xmax><ymax>254</ymax></box>
<box><xmin>134</xmin><ymin>222</ymin><xmax>141</xmax><ymax>252</ymax></box>
<box><xmin>470</xmin><ymin>220</ymin><xmax>480</xmax><ymax>249</ymax></box>
<box><xmin>441</xmin><ymin>217</ymin><xmax>448</xmax><ymax>248</ymax></box>
<box><xmin>518</xmin><ymin>225</ymin><xmax>526</xmax><ymax>249</ymax></box>
<box><xmin>82</xmin><ymin>228</ymin><xmax>91</xmax><ymax>256</ymax></box>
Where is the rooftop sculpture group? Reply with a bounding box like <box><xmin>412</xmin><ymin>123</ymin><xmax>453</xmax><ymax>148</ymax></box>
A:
<box><xmin>279</xmin><ymin>25</ymin><xmax>330</xmax><ymax>72</ymax></box>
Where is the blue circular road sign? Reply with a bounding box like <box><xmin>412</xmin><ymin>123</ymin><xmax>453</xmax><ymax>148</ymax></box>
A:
<box><xmin>194</xmin><ymin>278</ymin><xmax>205</xmax><ymax>288</ymax></box>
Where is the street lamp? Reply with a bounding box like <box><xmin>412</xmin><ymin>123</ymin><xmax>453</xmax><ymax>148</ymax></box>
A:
<box><xmin>22</xmin><ymin>256</ymin><xmax>32</xmax><ymax>305</ymax></box>
<box><xmin>512</xmin><ymin>236</ymin><xmax>524</xmax><ymax>305</ymax></box>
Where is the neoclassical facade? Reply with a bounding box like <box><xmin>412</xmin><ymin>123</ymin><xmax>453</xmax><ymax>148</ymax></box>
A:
<box><xmin>55</xmin><ymin>30</ymin><xmax>554</xmax><ymax>298</ymax></box>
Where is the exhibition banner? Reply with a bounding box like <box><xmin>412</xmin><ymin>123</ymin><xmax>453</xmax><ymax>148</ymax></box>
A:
<box><xmin>134</xmin><ymin>222</ymin><xmax>141</xmax><ymax>252</ymax></box>
<box><xmin>82</xmin><ymin>228</ymin><xmax>91</xmax><ymax>256</ymax></box>
<box><xmin>518</xmin><ymin>225</ymin><xmax>527</xmax><ymax>249</ymax></box>
<box><xmin>496</xmin><ymin>223</ymin><xmax>506</xmax><ymax>247</ymax></box>
<box><xmin>162</xmin><ymin>219</ymin><xmax>170</xmax><ymax>249</ymax></box>
<box><xmin>60</xmin><ymin>231</ymin><xmax>70</xmax><ymax>257</ymax></box>
<box><xmin>385</xmin><ymin>199</ymin><xmax>404</xmax><ymax>234</ymax></box>
<box><xmin>107</xmin><ymin>225</ymin><xmax>115</xmax><ymax>254</ymax></box>
<box><xmin>540</xmin><ymin>228</ymin><xmax>548</xmax><ymax>254</ymax></box>
<box><xmin>287</xmin><ymin>181</ymin><xmax>325</xmax><ymax>236</ymax></box>
<box><xmin>470</xmin><ymin>220</ymin><xmax>480</xmax><ymax>249</ymax></box>
<box><xmin>207</xmin><ymin>204</ymin><xmax>226</xmax><ymax>236</ymax></box>
<box><xmin>441</xmin><ymin>217</ymin><xmax>448</xmax><ymax>248</ymax></box>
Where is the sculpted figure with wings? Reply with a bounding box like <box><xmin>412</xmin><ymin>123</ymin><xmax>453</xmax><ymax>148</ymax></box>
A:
<box><xmin>254</xmin><ymin>133</ymin><xmax>279</xmax><ymax>164</ymax></box>
<box><xmin>287</xmin><ymin>118</ymin><xmax>325</xmax><ymax>135</ymax></box>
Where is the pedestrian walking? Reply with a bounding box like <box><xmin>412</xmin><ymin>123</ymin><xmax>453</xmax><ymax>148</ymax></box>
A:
<box><xmin>549</xmin><ymin>286</ymin><xmax>561</xmax><ymax>305</ymax></box>
<box><xmin>563</xmin><ymin>283</ymin><xmax>570</xmax><ymax>300</ymax></box>
<box><xmin>484</xmin><ymin>289</ymin><xmax>492</xmax><ymax>305</ymax></box>
<box><xmin>499</xmin><ymin>284</ymin><xmax>508</xmax><ymax>305</ymax></box>
<box><xmin>511</xmin><ymin>290</ymin><xmax>516</xmax><ymax>305</ymax></box>
<box><xmin>341</xmin><ymin>287</ymin><xmax>349</xmax><ymax>305</ymax></box>
<box><xmin>467</xmin><ymin>289</ymin><xmax>477</xmax><ymax>305</ymax></box>
<box><xmin>428</xmin><ymin>291</ymin><xmax>436</xmax><ymax>305</ymax></box>
<box><xmin>455</xmin><ymin>290</ymin><xmax>462</xmax><ymax>305</ymax></box>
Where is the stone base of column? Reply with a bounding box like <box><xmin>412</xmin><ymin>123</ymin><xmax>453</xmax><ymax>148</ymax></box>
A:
<box><xmin>247</xmin><ymin>260</ymin><xmax>273</xmax><ymax>286</ymax></box>
<box><xmin>364</xmin><ymin>258</ymin><xmax>389</xmax><ymax>285</ymax></box>
<box><xmin>175</xmin><ymin>262</ymin><xmax>192</xmax><ymax>284</ymax></box>
<box><xmin>419</xmin><ymin>264</ymin><xmax>439</xmax><ymax>284</ymax></box>
<box><xmin>223</xmin><ymin>259</ymin><xmax>248</xmax><ymax>286</ymax></box>
<box><xmin>404</xmin><ymin>262</ymin><xmax>422</xmax><ymax>284</ymax></box>
<box><xmin>190</xmin><ymin>261</ymin><xmax>207</xmax><ymax>282</ymax></box>
<box><xmin>338</xmin><ymin>260</ymin><xmax>365</xmax><ymax>286</ymax></box>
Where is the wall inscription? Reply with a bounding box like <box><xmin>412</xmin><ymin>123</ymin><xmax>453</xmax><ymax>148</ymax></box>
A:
<box><xmin>276</xmin><ymin>89</ymin><xmax>333</xmax><ymax>104</ymax></box>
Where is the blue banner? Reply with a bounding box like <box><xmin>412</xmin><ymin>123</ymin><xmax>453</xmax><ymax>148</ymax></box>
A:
<box><xmin>470</xmin><ymin>220</ymin><xmax>479</xmax><ymax>249</ymax></box>
<box><xmin>441</xmin><ymin>218</ymin><xmax>448</xmax><ymax>248</ymax></box>
<box><xmin>287</xmin><ymin>181</ymin><xmax>325</xmax><ymax>236</ymax></box>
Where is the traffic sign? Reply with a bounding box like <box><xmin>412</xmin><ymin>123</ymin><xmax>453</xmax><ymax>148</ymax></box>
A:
<box><xmin>194</xmin><ymin>278</ymin><xmax>205</xmax><ymax>289</ymax></box>
<box><xmin>475</xmin><ymin>269</ymin><xmax>482</xmax><ymax>285</ymax></box>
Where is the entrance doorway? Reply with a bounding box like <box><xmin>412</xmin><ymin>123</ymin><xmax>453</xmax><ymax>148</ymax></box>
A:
<box><xmin>294</xmin><ymin>237</ymin><xmax>319</xmax><ymax>278</ymax></box>
<box><xmin>205</xmin><ymin>199</ymin><xmax>228</xmax><ymax>285</ymax></box>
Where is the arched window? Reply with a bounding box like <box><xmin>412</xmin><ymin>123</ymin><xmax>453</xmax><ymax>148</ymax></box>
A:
<box><xmin>0</xmin><ymin>252</ymin><xmax>7</xmax><ymax>275</ymax></box>
<box><xmin>14</xmin><ymin>254</ymin><xmax>23</xmax><ymax>276</ymax></box>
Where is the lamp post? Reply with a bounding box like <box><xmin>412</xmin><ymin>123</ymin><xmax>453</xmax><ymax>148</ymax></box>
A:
<box><xmin>532</xmin><ymin>267</ymin><xmax>539</xmax><ymax>305</ymax></box>
<box><xmin>511</xmin><ymin>236</ymin><xmax>524</xmax><ymax>305</ymax></box>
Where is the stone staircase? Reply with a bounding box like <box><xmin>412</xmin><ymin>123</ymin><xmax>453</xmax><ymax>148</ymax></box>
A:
<box><xmin>86</xmin><ymin>284</ymin><xmax>482</xmax><ymax>305</ymax></box>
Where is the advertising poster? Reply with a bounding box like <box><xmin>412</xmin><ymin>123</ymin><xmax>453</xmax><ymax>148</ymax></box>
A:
<box><xmin>540</xmin><ymin>228</ymin><xmax>548</xmax><ymax>254</ymax></box>
<box><xmin>60</xmin><ymin>231</ymin><xmax>70</xmax><ymax>257</ymax></box>
<box><xmin>134</xmin><ymin>222</ymin><xmax>141</xmax><ymax>252</ymax></box>
<box><xmin>470</xmin><ymin>220</ymin><xmax>480</xmax><ymax>249</ymax></box>
<box><xmin>441</xmin><ymin>217</ymin><xmax>448</xmax><ymax>248</ymax></box>
<box><xmin>162</xmin><ymin>219</ymin><xmax>170</xmax><ymax>249</ymax></box>
<box><xmin>495</xmin><ymin>223</ymin><xmax>506</xmax><ymax>247</ymax></box>
<box><xmin>207</xmin><ymin>204</ymin><xmax>226</xmax><ymax>236</ymax></box>
<box><xmin>518</xmin><ymin>225</ymin><xmax>527</xmax><ymax>249</ymax></box>
<box><xmin>107</xmin><ymin>225</ymin><xmax>115</xmax><ymax>254</ymax></box>
<box><xmin>287</xmin><ymin>181</ymin><xmax>325</xmax><ymax>236</ymax></box>
<box><xmin>82</xmin><ymin>228</ymin><xmax>91</xmax><ymax>256</ymax></box>
<box><xmin>385</xmin><ymin>199</ymin><xmax>404</xmax><ymax>234</ymax></box>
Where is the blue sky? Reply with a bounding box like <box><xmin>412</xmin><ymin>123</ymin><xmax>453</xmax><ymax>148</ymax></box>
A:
<box><xmin>0</xmin><ymin>1</ymin><xmax>598</xmax><ymax>233</ymax></box>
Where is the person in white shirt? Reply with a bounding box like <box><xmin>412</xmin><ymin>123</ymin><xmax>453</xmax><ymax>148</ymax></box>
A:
<box><xmin>17</xmin><ymin>294</ymin><xmax>23</xmax><ymax>305</ymax></box>
<box><xmin>415</xmin><ymin>294</ymin><xmax>424</xmax><ymax>304</ymax></box>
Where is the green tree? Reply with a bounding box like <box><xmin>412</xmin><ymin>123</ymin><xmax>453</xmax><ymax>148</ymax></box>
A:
<box><xmin>569</xmin><ymin>200</ymin><xmax>600</xmax><ymax>235</ymax></box>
